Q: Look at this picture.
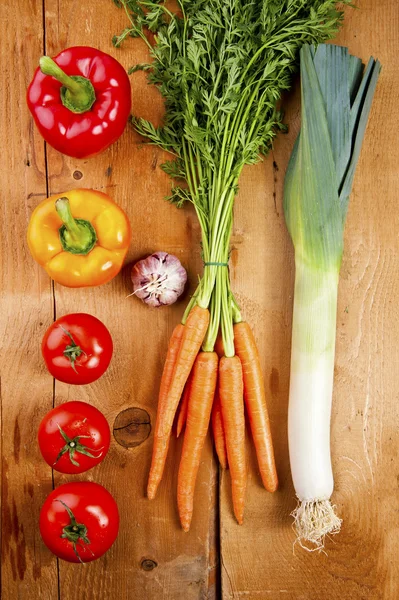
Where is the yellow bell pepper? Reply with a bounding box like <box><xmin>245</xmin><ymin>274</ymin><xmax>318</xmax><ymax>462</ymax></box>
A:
<box><xmin>27</xmin><ymin>188</ymin><xmax>131</xmax><ymax>288</ymax></box>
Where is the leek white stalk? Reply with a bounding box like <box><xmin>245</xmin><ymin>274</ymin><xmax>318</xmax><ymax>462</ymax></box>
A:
<box><xmin>284</xmin><ymin>44</ymin><xmax>381</xmax><ymax>549</ymax></box>
<box><xmin>289</xmin><ymin>263</ymin><xmax>338</xmax><ymax>502</ymax></box>
<box><xmin>289</xmin><ymin>263</ymin><xmax>342</xmax><ymax>546</ymax></box>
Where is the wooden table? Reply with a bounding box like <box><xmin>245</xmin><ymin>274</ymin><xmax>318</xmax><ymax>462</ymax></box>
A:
<box><xmin>1</xmin><ymin>1</ymin><xmax>398</xmax><ymax>598</ymax></box>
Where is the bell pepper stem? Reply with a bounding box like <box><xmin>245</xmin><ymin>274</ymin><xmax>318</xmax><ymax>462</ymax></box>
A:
<box><xmin>39</xmin><ymin>57</ymin><xmax>81</xmax><ymax>92</ymax></box>
<box><xmin>39</xmin><ymin>56</ymin><xmax>96</xmax><ymax>114</ymax></box>
<box><xmin>55</xmin><ymin>197</ymin><xmax>97</xmax><ymax>255</ymax></box>
<box><xmin>56</xmin><ymin>198</ymin><xmax>83</xmax><ymax>239</ymax></box>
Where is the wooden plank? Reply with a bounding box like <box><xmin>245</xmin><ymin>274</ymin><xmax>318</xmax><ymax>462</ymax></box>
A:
<box><xmin>220</xmin><ymin>1</ymin><xmax>399</xmax><ymax>599</ymax></box>
<box><xmin>42</xmin><ymin>1</ymin><xmax>218</xmax><ymax>598</ymax></box>
<box><xmin>3</xmin><ymin>1</ymin><xmax>398</xmax><ymax>599</ymax></box>
<box><xmin>0</xmin><ymin>1</ymin><xmax>59</xmax><ymax>598</ymax></box>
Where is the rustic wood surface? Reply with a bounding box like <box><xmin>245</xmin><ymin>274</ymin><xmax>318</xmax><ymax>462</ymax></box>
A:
<box><xmin>1</xmin><ymin>1</ymin><xmax>398</xmax><ymax>599</ymax></box>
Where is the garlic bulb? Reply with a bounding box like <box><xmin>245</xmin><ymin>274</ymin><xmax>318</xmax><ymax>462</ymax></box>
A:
<box><xmin>131</xmin><ymin>252</ymin><xmax>187</xmax><ymax>307</ymax></box>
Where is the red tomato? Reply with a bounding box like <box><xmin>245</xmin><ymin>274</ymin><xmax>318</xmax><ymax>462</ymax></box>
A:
<box><xmin>40</xmin><ymin>482</ymin><xmax>119</xmax><ymax>563</ymax></box>
<box><xmin>42</xmin><ymin>313</ymin><xmax>113</xmax><ymax>385</ymax></box>
<box><xmin>38</xmin><ymin>401</ymin><xmax>110</xmax><ymax>474</ymax></box>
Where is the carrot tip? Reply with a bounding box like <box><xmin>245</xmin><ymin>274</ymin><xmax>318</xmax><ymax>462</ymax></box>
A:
<box><xmin>180</xmin><ymin>516</ymin><xmax>191</xmax><ymax>532</ymax></box>
<box><xmin>263</xmin><ymin>481</ymin><xmax>278</xmax><ymax>493</ymax></box>
<box><xmin>234</xmin><ymin>508</ymin><xmax>244</xmax><ymax>525</ymax></box>
<box><xmin>147</xmin><ymin>487</ymin><xmax>156</xmax><ymax>500</ymax></box>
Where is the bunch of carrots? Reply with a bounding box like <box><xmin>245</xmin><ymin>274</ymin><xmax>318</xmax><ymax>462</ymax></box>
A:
<box><xmin>148</xmin><ymin>302</ymin><xmax>278</xmax><ymax>531</ymax></box>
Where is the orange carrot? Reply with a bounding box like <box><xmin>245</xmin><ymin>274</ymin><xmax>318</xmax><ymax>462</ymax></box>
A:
<box><xmin>176</xmin><ymin>371</ymin><xmax>193</xmax><ymax>438</ymax></box>
<box><xmin>146</xmin><ymin>322</ymin><xmax>184</xmax><ymax>496</ymax></box>
<box><xmin>158</xmin><ymin>323</ymin><xmax>185</xmax><ymax>414</ymax></box>
<box><xmin>219</xmin><ymin>355</ymin><xmax>247</xmax><ymax>524</ymax></box>
<box><xmin>212</xmin><ymin>334</ymin><xmax>228</xmax><ymax>468</ymax></box>
<box><xmin>234</xmin><ymin>322</ymin><xmax>278</xmax><ymax>493</ymax></box>
<box><xmin>177</xmin><ymin>351</ymin><xmax>218</xmax><ymax>531</ymax></box>
<box><xmin>211</xmin><ymin>389</ymin><xmax>228</xmax><ymax>469</ymax></box>
<box><xmin>148</xmin><ymin>305</ymin><xmax>210</xmax><ymax>499</ymax></box>
<box><xmin>214</xmin><ymin>332</ymin><xmax>225</xmax><ymax>358</ymax></box>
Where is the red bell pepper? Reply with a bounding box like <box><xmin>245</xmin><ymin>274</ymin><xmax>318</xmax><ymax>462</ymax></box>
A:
<box><xmin>27</xmin><ymin>46</ymin><xmax>131</xmax><ymax>159</ymax></box>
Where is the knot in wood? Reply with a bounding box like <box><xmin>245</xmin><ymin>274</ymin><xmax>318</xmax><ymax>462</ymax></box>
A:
<box><xmin>141</xmin><ymin>559</ymin><xmax>157</xmax><ymax>571</ymax></box>
<box><xmin>113</xmin><ymin>407</ymin><xmax>151</xmax><ymax>449</ymax></box>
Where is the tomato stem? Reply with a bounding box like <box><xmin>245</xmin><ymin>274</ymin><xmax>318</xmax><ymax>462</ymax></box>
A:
<box><xmin>55</xmin><ymin>425</ymin><xmax>104</xmax><ymax>467</ymax></box>
<box><xmin>59</xmin><ymin>326</ymin><xmax>87</xmax><ymax>372</ymax></box>
<box><xmin>57</xmin><ymin>500</ymin><xmax>91</xmax><ymax>563</ymax></box>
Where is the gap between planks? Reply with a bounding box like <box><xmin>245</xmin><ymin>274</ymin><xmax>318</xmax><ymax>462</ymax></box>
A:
<box><xmin>42</xmin><ymin>0</ymin><xmax>61</xmax><ymax>598</ymax></box>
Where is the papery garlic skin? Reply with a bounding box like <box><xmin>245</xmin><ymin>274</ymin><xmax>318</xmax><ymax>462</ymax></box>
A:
<box><xmin>131</xmin><ymin>252</ymin><xmax>187</xmax><ymax>307</ymax></box>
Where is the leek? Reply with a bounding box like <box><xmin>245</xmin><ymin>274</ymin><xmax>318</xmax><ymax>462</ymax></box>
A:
<box><xmin>284</xmin><ymin>44</ymin><xmax>381</xmax><ymax>550</ymax></box>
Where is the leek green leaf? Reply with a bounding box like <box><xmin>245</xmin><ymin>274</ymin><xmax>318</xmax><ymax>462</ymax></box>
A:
<box><xmin>284</xmin><ymin>44</ymin><xmax>381</xmax><ymax>271</ymax></box>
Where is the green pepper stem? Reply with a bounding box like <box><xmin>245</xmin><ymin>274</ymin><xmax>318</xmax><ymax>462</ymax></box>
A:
<box><xmin>40</xmin><ymin>57</ymin><xmax>81</xmax><ymax>92</ymax></box>
<box><xmin>55</xmin><ymin>197</ymin><xmax>97</xmax><ymax>255</ymax></box>
<box><xmin>39</xmin><ymin>56</ymin><xmax>96</xmax><ymax>114</ymax></box>
<box><xmin>56</xmin><ymin>198</ymin><xmax>83</xmax><ymax>240</ymax></box>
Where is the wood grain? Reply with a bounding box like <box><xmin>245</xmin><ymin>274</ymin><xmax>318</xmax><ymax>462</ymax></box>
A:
<box><xmin>220</xmin><ymin>1</ymin><xmax>399</xmax><ymax>599</ymax></box>
<box><xmin>0</xmin><ymin>1</ymin><xmax>59</xmax><ymax>597</ymax></box>
<box><xmin>43</xmin><ymin>1</ymin><xmax>218</xmax><ymax>599</ymax></box>
<box><xmin>1</xmin><ymin>0</ymin><xmax>398</xmax><ymax>599</ymax></box>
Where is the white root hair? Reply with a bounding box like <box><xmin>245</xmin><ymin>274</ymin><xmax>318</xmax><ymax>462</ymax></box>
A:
<box><xmin>291</xmin><ymin>499</ymin><xmax>342</xmax><ymax>552</ymax></box>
